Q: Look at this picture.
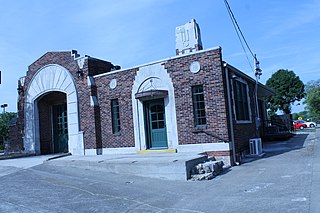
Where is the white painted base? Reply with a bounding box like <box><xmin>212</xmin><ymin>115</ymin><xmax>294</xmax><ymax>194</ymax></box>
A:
<box><xmin>69</xmin><ymin>131</ymin><xmax>84</xmax><ymax>155</ymax></box>
<box><xmin>84</xmin><ymin>143</ymin><xmax>230</xmax><ymax>156</ymax></box>
<box><xmin>177</xmin><ymin>142</ymin><xmax>231</xmax><ymax>153</ymax></box>
<box><xmin>85</xmin><ymin>147</ymin><xmax>136</xmax><ymax>155</ymax></box>
<box><xmin>82</xmin><ymin>143</ymin><xmax>233</xmax><ymax>167</ymax></box>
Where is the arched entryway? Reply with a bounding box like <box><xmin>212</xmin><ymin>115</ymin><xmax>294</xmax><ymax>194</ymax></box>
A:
<box><xmin>37</xmin><ymin>92</ymin><xmax>68</xmax><ymax>154</ymax></box>
<box><xmin>132</xmin><ymin>63</ymin><xmax>179</xmax><ymax>151</ymax></box>
<box><xmin>24</xmin><ymin>64</ymin><xmax>84</xmax><ymax>155</ymax></box>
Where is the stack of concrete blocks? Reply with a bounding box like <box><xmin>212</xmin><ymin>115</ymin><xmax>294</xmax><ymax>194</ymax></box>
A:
<box><xmin>190</xmin><ymin>158</ymin><xmax>224</xmax><ymax>181</ymax></box>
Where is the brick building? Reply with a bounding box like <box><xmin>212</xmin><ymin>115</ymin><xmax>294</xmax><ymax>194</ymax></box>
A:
<box><xmin>7</xmin><ymin>20</ymin><xmax>273</xmax><ymax>166</ymax></box>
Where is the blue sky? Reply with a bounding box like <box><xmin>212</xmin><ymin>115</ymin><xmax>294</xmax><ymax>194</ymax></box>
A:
<box><xmin>0</xmin><ymin>0</ymin><xmax>319</xmax><ymax>113</ymax></box>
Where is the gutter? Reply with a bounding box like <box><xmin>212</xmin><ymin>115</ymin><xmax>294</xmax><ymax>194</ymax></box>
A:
<box><xmin>224</xmin><ymin>63</ymin><xmax>239</xmax><ymax>166</ymax></box>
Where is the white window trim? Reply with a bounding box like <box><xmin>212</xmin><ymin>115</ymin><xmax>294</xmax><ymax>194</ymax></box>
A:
<box><xmin>231</xmin><ymin>77</ymin><xmax>252</xmax><ymax>124</ymax></box>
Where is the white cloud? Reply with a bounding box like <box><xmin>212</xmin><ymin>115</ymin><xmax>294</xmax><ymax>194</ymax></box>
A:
<box><xmin>263</xmin><ymin>0</ymin><xmax>320</xmax><ymax>38</ymax></box>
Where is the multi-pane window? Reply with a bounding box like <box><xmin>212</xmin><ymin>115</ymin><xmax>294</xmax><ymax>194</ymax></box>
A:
<box><xmin>56</xmin><ymin>104</ymin><xmax>68</xmax><ymax>136</ymax></box>
<box><xmin>192</xmin><ymin>85</ymin><xmax>207</xmax><ymax>126</ymax></box>
<box><xmin>111</xmin><ymin>99</ymin><xmax>121</xmax><ymax>134</ymax></box>
<box><xmin>150</xmin><ymin>104</ymin><xmax>165</xmax><ymax>129</ymax></box>
<box><xmin>233</xmin><ymin>80</ymin><xmax>250</xmax><ymax>121</ymax></box>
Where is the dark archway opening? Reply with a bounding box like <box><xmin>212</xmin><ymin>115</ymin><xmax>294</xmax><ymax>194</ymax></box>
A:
<box><xmin>37</xmin><ymin>92</ymin><xmax>68</xmax><ymax>154</ymax></box>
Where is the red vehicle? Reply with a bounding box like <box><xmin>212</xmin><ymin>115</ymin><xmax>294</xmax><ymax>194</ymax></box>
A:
<box><xmin>293</xmin><ymin>120</ymin><xmax>307</xmax><ymax>130</ymax></box>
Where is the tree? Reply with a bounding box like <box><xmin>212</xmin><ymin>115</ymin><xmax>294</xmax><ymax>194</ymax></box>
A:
<box><xmin>0</xmin><ymin>112</ymin><xmax>16</xmax><ymax>141</ymax></box>
<box><xmin>266</xmin><ymin>69</ymin><xmax>305</xmax><ymax>114</ymax></box>
<box><xmin>304</xmin><ymin>79</ymin><xmax>320</xmax><ymax>117</ymax></box>
<box><xmin>292</xmin><ymin>111</ymin><xmax>311</xmax><ymax>120</ymax></box>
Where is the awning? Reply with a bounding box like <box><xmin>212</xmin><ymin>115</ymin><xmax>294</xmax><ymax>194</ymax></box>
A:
<box><xmin>258</xmin><ymin>84</ymin><xmax>275</xmax><ymax>99</ymax></box>
<box><xmin>135</xmin><ymin>90</ymin><xmax>168</xmax><ymax>101</ymax></box>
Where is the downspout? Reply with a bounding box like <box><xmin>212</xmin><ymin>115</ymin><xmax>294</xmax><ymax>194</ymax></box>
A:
<box><xmin>224</xmin><ymin>63</ymin><xmax>239</xmax><ymax>166</ymax></box>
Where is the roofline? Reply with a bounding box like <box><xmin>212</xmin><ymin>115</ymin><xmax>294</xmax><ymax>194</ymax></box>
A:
<box><xmin>94</xmin><ymin>46</ymin><xmax>221</xmax><ymax>78</ymax></box>
<box><xmin>223</xmin><ymin>62</ymin><xmax>275</xmax><ymax>95</ymax></box>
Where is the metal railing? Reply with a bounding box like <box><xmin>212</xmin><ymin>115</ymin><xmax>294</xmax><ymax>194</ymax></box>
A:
<box><xmin>262</xmin><ymin>115</ymin><xmax>294</xmax><ymax>136</ymax></box>
<box><xmin>193</xmin><ymin>130</ymin><xmax>229</xmax><ymax>143</ymax></box>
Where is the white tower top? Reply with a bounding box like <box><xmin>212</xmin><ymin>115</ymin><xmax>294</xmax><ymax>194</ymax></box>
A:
<box><xmin>175</xmin><ymin>19</ymin><xmax>203</xmax><ymax>55</ymax></box>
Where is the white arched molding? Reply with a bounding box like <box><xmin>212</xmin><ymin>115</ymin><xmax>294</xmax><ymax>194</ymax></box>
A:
<box><xmin>132</xmin><ymin>62</ymin><xmax>178</xmax><ymax>151</ymax></box>
<box><xmin>24</xmin><ymin>64</ymin><xmax>84</xmax><ymax>155</ymax></box>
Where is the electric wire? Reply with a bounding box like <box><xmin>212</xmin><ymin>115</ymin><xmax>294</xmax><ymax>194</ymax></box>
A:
<box><xmin>223</xmin><ymin>0</ymin><xmax>255</xmax><ymax>72</ymax></box>
<box><xmin>223</xmin><ymin>0</ymin><xmax>262</xmax><ymax>137</ymax></box>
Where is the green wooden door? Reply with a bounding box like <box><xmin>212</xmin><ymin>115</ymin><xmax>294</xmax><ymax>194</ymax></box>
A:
<box><xmin>145</xmin><ymin>99</ymin><xmax>168</xmax><ymax>149</ymax></box>
<box><xmin>53</xmin><ymin>104</ymin><xmax>68</xmax><ymax>153</ymax></box>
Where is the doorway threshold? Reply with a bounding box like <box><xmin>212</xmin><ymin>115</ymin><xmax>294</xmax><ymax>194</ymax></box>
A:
<box><xmin>46</xmin><ymin>153</ymin><xmax>72</xmax><ymax>161</ymax></box>
<box><xmin>137</xmin><ymin>149</ymin><xmax>177</xmax><ymax>154</ymax></box>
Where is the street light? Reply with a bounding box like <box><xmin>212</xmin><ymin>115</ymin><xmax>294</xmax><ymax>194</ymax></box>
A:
<box><xmin>1</xmin><ymin>104</ymin><xmax>8</xmax><ymax>113</ymax></box>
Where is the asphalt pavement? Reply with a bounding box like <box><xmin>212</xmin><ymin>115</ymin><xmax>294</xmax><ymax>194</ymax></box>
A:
<box><xmin>0</xmin><ymin>129</ymin><xmax>319</xmax><ymax>212</ymax></box>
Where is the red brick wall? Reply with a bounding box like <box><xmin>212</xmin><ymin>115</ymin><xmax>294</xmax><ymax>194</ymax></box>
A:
<box><xmin>165</xmin><ymin>48</ymin><xmax>230</xmax><ymax>145</ymax></box>
<box><xmin>8</xmin><ymin>49</ymin><xmax>260</xmax><ymax>157</ymax></box>
<box><xmin>94</xmin><ymin>48</ymin><xmax>231</xmax><ymax>149</ymax></box>
<box><xmin>8</xmin><ymin>52</ymin><xmax>81</xmax><ymax>153</ymax></box>
<box><xmin>94</xmin><ymin>68</ymin><xmax>138</xmax><ymax>148</ymax></box>
<box><xmin>7</xmin><ymin>124</ymin><xmax>23</xmax><ymax>153</ymax></box>
<box><xmin>229</xmin><ymin>75</ymin><xmax>259</xmax><ymax>155</ymax></box>
<box><xmin>7</xmin><ymin>52</ymin><xmax>104</xmax><ymax>152</ymax></box>
<box><xmin>93</xmin><ymin>48</ymin><xmax>232</xmax><ymax>149</ymax></box>
<box><xmin>80</xmin><ymin>57</ymin><xmax>119</xmax><ymax>149</ymax></box>
<box><xmin>38</xmin><ymin>100</ymin><xmax>52</xmax><ymax>154</ymax></box>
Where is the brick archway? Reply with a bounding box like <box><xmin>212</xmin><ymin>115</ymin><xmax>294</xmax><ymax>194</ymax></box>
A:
<box><xmin>24</xmin><ymin>64</ymin><xmax>84</xmax><ymax>155</ymax></box>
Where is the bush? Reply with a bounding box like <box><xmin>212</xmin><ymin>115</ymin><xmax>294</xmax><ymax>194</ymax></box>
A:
<box><xmin>0</xmin><ymin>112</ymin><xmax>16</xmax><ymax>142</ymax></box>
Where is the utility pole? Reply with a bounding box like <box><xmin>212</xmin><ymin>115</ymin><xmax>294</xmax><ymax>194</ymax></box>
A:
<box><xmin>254</xmin><ymin>54</ymin><xmax>262</xmax><ymax>137</ymax></box>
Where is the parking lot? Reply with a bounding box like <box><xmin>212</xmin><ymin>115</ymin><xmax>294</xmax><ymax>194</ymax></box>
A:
<box><xmin>0</xmin><ymin>129</ymin><xmax>319</xmax><ymax>212</ymax></box>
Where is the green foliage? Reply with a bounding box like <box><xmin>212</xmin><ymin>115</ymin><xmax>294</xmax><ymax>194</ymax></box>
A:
<box><xmin>0</xmin><ymin>112</ymin><xmax>16</xmax><ymax>141</ymax></box>
<box><xmin>266</xmin><ymin>69</ymin><xmax>305</xmax><ymax>114</ymax></box>
<box><xmin>292</xmin><ymin>111</ymin><xmax>311</xmax><ymax>120</ymax></box>
<box><xmin>304</xmin><ymin>80</ymin><xmax>320</xmax><ymax>117</ymax></box>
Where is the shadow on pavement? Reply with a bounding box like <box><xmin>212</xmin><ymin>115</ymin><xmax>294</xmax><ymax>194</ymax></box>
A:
<box><xmin>242</xmin><ymin>133</ymin><xmax>309</xmax><ymax>164</ymax></box>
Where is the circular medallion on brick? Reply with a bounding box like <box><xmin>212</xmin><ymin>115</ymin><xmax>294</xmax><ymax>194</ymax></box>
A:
<box><xmin>189</xmin><ymin>61</ymin><xmax>201</xmax><ymax>73</ymax></box>
<box><xmin>109</xmin><ymin>79</ymin><xmax>117</xmax><ymax>89</ymax></box>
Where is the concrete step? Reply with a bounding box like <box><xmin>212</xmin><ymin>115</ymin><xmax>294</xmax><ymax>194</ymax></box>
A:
<box><xmin>45</xmin><ymin>153</ymin><xmax>209</xmax><ymax>181</ymax></box>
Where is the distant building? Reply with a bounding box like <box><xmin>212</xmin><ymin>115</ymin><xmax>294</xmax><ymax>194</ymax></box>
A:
<box><xmin>7</xmin><ymin>19</ymin><xmax>273</xmax><ymax>166</ymax></box>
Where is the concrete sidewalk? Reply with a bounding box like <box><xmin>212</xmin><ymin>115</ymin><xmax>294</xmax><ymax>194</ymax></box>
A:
<box><xmin>45</xmin><ymin>152</ymin><xmax>208</xmax><ymax>180</ymax></box>
<box><xmin>0</xmin><ymin>154</ymin><xmax>61</xmax><ymax>177</ymax></box>
<box><xmin>2</xmin><ymin>129</ymin><xmax>319</xmax><ymax>183</ymax></box>
<box><xmin>0</xmin><ymin>154</ymin><xmax>61</xmax><ymax>169</ymax></box>
<box><xmin>45</xmin><ymin>129</ymin><xmax>314</xmax><ymax>181</ymax></box>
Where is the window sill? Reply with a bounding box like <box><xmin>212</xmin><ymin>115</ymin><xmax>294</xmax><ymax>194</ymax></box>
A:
<box><xmin>194</xmin><ymin>125</ymin><xmax>207</xmax><ymax>130</ymax></box>
<box><xmin>112</xmin><ymin>132</ymin><xmax>121</xmax><ymax>136</ymax></box>
<box><xmin>235</xmin><ymin>120</ymin><xmax>252</xmax><ymax>124</ymax></box>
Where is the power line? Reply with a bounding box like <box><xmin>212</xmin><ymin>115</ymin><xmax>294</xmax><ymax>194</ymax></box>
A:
<box><xmin>223</xmin><ymin>0</ymin><xmax>256</xmax><ymax>72</ymax></box>
<box><xmin>223</xmin><ymin>0</ymin><xmax>263</xmax><ymax>137</ymax></box>
<box><xmin>224</xmin><ymin>0</ymin><xmax>255</xmax><ymax>58</ymax></box>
